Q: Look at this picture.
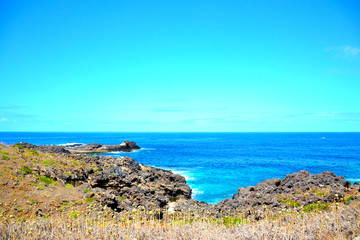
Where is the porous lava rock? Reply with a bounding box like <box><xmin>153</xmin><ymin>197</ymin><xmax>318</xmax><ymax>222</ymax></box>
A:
<box><xmin>215</xmin><ymin>170</ymin><xmax>358</xmax><ymax>212</ymax></box>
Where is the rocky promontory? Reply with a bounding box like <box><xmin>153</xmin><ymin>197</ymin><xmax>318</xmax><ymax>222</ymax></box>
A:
<box><xmin>16</xmin><ymin>140</ymin><xmax>141</xmax><ymax>154</ymax></box>
<box><xmin>7</xmin><ymin>142</ymin><xmax>190</xmax><ymax>212</ymax></box>
<box><xmin>63</xmin><ymin>140</ymin><xmax>141</xmax><ymax>153</ymax></box>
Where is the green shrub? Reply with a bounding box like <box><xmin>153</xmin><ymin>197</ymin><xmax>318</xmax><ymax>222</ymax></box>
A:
<box><xmin>30</xmin><ymin>149</ymin><xmax>39</xmax><ymax>155</ymax></box>
<box><xmin>83</xmin><ymin>188</ymin><xmax>91</xmax><ymax>193</ymax></box>
<box><xmin>316</xmin><ymin>191</ymin><xmax>330</xmax><ymax>197</ymax></box>
<box><xmin>67</xmin><ymin>211</ymin><xmax>81</xmax><ymax>218</ymax></box>
<box><xmin>71</xmin><ymin>160</ymin><xmax>80</xmax><ymax>166</ymax></box>
<box><xmin>345</xmin><ymin>196</ymin><xmax>353</xmax><ymax>202</ymax></box>
<box><xmin>1</xmin><ymin>150</ymin><xmax>9</xmax><ymax>155</ymax></box>
<box><xmin>62</xmin><ymin>201</ymin><xmax>75</xmax><ymax>206</ymax></box>
<box><xmin>303</xmin><ymin>203</ymin><xmax>330</xmax><ymax>213</ymax></box>
<box><xmin>41</xmin><ymin>160</ymin><xmax>52</xmax><ymax>167</ymax></box>
<box><xmin>65</xmin><ymin>184</ymin><xmax>74</xmax><ymax>190</ymax></box>
<box><xmin>222</xmin><ymin>217</ymin><xmax>249</xmax><ymax>226</ymax></box>
<box><xmin>21</xmin><ymin>166</ymin><xmax>32</xmax><ymax>174</ymax></box>
<box><xmin>15</xmin><ymin>145</ymin><xmax>23</xmax><ymax>149</ymax></box>
<box><xmin>39</xmin><ymin>176</ymin><xmax>57</xmax><ymax>185</ymax></box>
<box><xmin>280</xmin><ymin>199</ymin><xmax>300</xmax><ymax>207</ymax></box>
<box><xmin>118</xmin><ymin>196</ymin><xmax>125</xmax><ymax>200</ymax></box>
<box><xmin>1</xmin><ymin>155</ymin><xmax>9</xmax><ymax>160</ymax></box>
<box><xmin>85</xmin><ymin>197</ymin><xmax>96</xmax><ymax>203</ymax></box>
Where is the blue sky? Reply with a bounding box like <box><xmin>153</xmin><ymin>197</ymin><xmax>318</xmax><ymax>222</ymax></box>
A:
<box><xmin>0</xmin><ymin>0</ymin><xmax>359</xmax><ymax>132</ymax></box>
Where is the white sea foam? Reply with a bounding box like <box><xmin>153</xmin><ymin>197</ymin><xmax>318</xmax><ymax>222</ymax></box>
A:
<box><xmin>58</xmin><ymin>143</ymin><xmax>85</xmax><ymax>147</ymax></box>
<box><xmin>172</xmin><ymin>171</ymin><xmax>195</xmax><ymax>181</ymax></box>
<box><xmin>130</xmin><ymin>148</ymin><xmax>156</xmax><ymax>153</ymax></box>
<box><xmin>107</xmin><ymin>151</ymin><xmax>135</xmax><ymax>154</ymax></box>
<box><xmin>346</xmin><ymin>178</ymin><xmax>360</xmax><ymax>182</ymax></box>
<box><xmin>155</xmin><ymin>167</ymin><xmax>196</xmax><ymax>182</ymax></box>
<box><xmin>171</xmin><ymin>170</ymin><xmax>185</xmax><ymax>175</ymax></box>
<box><xmin>107</xmin><ymin>148</ymin><xmax>156</xmax><ymax>154</ymax></box>
<box><xmin>191</xmin><ymin>188</ymin><xmax>204</xmax><ymax>197</ymax></box>
<box><xmin>139</xmin><ymin>148</ymin><xmax>156</xmax><ymax>151</ymax></box>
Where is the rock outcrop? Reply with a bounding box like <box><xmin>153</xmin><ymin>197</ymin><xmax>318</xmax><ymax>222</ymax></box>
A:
<box><xmin>15</xmin><ymin>140</ymin><xmax>141</xmax><ymax>154</ymax></box>
<box><xmin>215</xmin><ymin>170</ymin><xmax>359</xmax><ymax>212</ymax></box>
<box><xmin>64</xmin><ymin>140</ymin><xmax>141</xmax><ymax>153</ymax></box>
<box><xmin>85</xmin><ymin>155</ymin><xmax>191</xmax><ymax>209</ymax></box>
<box><xmin>16</xmin><ymin>142</ymin><xmax>71</xmax><ymax>154</ymax></box>
<box><xmin>15</xmin><ymin>142</ymin><xmax>191</xmax><ymax>212</ymax></box>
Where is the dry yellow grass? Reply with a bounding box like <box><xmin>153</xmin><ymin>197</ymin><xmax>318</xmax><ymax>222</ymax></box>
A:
<box><xmin>1</xmin><ymin>200</ymin><xmax>360</xmax><ymax>239</ymax></box>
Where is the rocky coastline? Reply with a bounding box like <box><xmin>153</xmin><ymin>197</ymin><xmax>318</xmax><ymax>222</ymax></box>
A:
<box><xmin>13</xmin><ymin>141</ymin><xmax>190</xmax><ymax>211</ymax></box>
<box><xmin>2</xmin><ymin>141</ymin><xmax>360</xmax><ymax>239</ymax></box>
<box><xmin>16</xmin><ymin>140</ymin><xmax>141</xmax><ymax>154</ymax></box>
<box><xmin>2</xmin><ymin>141</ymin><xmax>359</xmax><ymax>216</ymax></box>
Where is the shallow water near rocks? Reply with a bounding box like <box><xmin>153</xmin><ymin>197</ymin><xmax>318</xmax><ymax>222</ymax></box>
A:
<box><xmin>1</xmin><ymin>132</ymin><xmax>359</xmax><ymax>204</ymax></box>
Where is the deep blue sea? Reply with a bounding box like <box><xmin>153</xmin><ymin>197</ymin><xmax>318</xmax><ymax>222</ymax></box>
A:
<box><xmin>0</xmin><ymin>132</ymin><xmax>359</xmax><ymax>204</ymax></box>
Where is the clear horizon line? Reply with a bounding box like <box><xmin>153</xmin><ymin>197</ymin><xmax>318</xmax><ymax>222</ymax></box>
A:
<box><xmin>0</xmin><ymin>131</ymin><xmax>359</xmax><ymax>133</ymax></box>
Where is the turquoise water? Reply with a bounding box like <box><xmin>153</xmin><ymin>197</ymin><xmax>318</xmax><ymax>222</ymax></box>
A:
<box><xmin>1</xmin><ymin>132</ymin><xmax>359</xmax><ymax>204</ymax></box>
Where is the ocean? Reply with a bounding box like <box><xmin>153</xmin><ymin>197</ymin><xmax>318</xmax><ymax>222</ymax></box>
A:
<box><xmin>0</xmin><ymin>132</ymin><xmax>359</xmax><ymax>204</ymax></box>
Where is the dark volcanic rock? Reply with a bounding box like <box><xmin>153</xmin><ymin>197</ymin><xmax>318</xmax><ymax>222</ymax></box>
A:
<box><xmin>65</xmin><ymin>140</ymin><xmax>141</xmax><ymax>153</ymax></box>
<box><xmin>15</xmin><ymin>142</ymin><xmax>37</xmax><ymax>149</ymax></box>
<box><xmin>88</xmin><ymin>156</ymin><xmax>192</xmax><ymax>209</ymax></box>
<box><xmin>76</xmin><ymin>143</ymin><xmax>102</xmax><ymax>151</ymax></box>
<box><xmin>37</xmin><ymin>145</ymin><xmax>71</xmax><ymax>154</ymax></box>
<box><xmin>15</xmin><ymin>142</ymin><xmax>71</xmax><ymax>154</ymax></box>
<box><xmin>43</xmin><ymin>167</ymin><xmax>88</xmax><ymax>186</ymax></box>
<box><xmin>97</xmin><ymin>140</ymin><xmax>141</xmax><ymax>152</ymax></box>
<box><xmin>15</xmin><ymin>140</ymin><xmax>140</xmax><ymax>154</ymax></box>
<box><xmin>13</xmin><ymin>142</ymin><xmax>190</xmax><ymax>211</ymax></box>
<box><xmin>215</xmin><ymin>170</ymin><xmax>356</xmax><ymax>212</ymax></box>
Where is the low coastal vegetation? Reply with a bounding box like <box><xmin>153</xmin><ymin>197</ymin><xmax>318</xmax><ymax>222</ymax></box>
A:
<box><xmin>1</xmin><ymin>201</ymin><xmax>360</xmax><ymax>239</ymax></box>
<box><xmin>0</xmin><ymin>143</ymin><xmax>359</xmax><ymax>239</ymax></box>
